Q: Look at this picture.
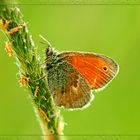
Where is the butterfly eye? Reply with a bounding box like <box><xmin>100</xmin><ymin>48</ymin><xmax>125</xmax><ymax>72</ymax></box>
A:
<box><xmin>46</xmin><ymin>47</ymin><xmax>53</xmax><ymax>57</ymax></box>
<box><xmin>102</xmin><ymin>66</ymin><xmax>108</xmax><ymax>71</ymax></box>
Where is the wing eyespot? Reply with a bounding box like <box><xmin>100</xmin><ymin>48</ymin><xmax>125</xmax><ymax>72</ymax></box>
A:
<box><xmin>102</xmin><ymin>66</ymin><xmax>108</xmax><ymax>72</ymax></box>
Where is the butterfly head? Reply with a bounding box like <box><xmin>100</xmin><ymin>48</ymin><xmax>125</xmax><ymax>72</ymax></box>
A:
<box><xmin>45</xmin><ymin>47</ymin><xmax>59</xmax><ymax>69</ymax></box>
<box><xmin>45</xmin><ymin>47</ymin><xmax>53</xmax><ymax>57</ymax></box>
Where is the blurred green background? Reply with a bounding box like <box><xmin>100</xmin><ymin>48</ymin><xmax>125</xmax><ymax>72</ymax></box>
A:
<box><xmin>0</xmin><ymin>1</ymin><xmax>140</xmax><ymax>139</ymax></box>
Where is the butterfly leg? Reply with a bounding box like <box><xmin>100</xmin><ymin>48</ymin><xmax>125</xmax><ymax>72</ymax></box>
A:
<box><xmin>34</xmin><ymin>75</ymin><xmax>47</xmax><ymax>82</ymax></box>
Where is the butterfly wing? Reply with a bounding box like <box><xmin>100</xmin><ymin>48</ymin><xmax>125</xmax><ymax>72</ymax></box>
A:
<box><xmin>47</xmin><ymin>60</ymin><xmax>93</xmax><ymax>109</ymax></box>
<box><xmin>58</xmin><ymin>52</ymin><xmax>119</xmax><ymax>90</ymax></box>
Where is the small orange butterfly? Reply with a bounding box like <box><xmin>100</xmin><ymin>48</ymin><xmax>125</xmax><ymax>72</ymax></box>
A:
<box><xmin>45</xmin><ymin>47</ymin><xmax>119</xmax><ymax>109</ymax></box>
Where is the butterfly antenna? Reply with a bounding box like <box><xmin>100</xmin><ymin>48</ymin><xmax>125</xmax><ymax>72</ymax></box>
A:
<box><xmin>39</xmin><ymin>34</ymin><xmax>52</xmax><ymax>48</ymax></box>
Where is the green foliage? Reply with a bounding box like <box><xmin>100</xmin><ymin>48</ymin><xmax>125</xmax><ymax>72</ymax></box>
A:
<box><xmin>0</xmin><ymin>3</ymin><xmax>64</xmax><ymax>140</ymax></box>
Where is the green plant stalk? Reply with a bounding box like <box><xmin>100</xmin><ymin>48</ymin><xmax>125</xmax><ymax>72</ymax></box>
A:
<box><xmin>0</xmin><ymin>3</ymin><xmax>65</xmax><ymax>140</ymax></box>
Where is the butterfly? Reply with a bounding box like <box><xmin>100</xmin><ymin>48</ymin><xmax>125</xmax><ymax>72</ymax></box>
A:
<box><xmin>45</xmin><ymin>47</ymin><xmax>119</xmax><ymax>109</ymax></box>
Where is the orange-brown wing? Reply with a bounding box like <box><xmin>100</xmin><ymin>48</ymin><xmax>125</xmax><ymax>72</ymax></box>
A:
<box><xmin>47</xmin><ymin>60</ymin><xmax>93</xmax><ymax>109</ymax></box>
<box><xmin>59</xmin><ymin>52</ymin><xmax>119</xmax><ymax>90</ymax></box>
